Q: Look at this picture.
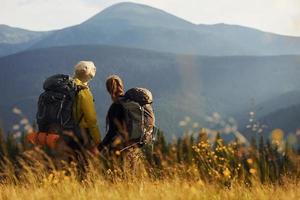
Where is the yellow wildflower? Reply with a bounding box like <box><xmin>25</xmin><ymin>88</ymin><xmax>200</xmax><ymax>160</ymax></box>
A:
<box><xmin>223</xmin><ymin>168</ymin><xmax>231</xmax><ymax>177</ymax></box>
<box><xmin>247</xmin><ymin>158</ymin><xmax>253</xmax><ymax>164</ymax></box>
<box><xmin>115</xmin><ymin>150</ymin><xmax>121</xmax><ymax>156</ymax></box>
<box><xmin>249</xmin><ymin>168</ymin><xmax>256</xmax><ymax>174</ymax></box>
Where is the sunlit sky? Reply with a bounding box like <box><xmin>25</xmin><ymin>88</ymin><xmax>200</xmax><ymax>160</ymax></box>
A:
<box><xmin>1</xmin><ymin>0</ymin><xmax>300</xmax><ymax>36</ymax></box>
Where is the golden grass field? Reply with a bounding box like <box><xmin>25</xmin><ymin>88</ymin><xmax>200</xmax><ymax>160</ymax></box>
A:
<box><xmin>1</xmin><ymin>124</ymin><xmax>300</xmax><ymax>200</ymax></box>
<box><xmin>1</xmin><ymin>173</ymin><xmax>299</xmax><ymax>200</ymax></box>
<box><xmin>0</xmin><ymin>145</ymin><xmax>299</xmax><ymax>200</ymax></box>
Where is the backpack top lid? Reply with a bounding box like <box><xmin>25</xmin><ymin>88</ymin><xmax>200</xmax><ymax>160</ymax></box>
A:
<box><xmin>43</xmin><ymin>74</ymin><xmax>76</xmax><ymax>94</ymax></box>
<box><xmin>125</xmin><ymin>88</ymin><xmax>153</xmax><ymax>105</ymax></box>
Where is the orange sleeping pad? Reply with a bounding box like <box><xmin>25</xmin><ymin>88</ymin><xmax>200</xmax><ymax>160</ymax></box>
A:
<box><xmin>27</xmin><ymin>132</ymin><xmax>60</xmax><ymax>149</ymax></box>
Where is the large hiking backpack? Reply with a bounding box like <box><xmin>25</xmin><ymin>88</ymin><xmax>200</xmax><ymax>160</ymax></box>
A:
<box><xmin>36</xmin><ymin>74</ymin><xmax>83</xmax><ymax>134</ymax></box>
<box><xmin>118</xmin><ymin>88</ymin><xmax>156</xmax><ymax>147</ymax></box>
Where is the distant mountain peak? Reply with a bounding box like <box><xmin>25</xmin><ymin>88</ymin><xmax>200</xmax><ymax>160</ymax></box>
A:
<box><xmin>96</xmin><ymin>2</ymin><xmax>169</xmax><ymax>16</ymax></box>
<box><xmin>104</xmin><ymin>2</ymin><xmax>158</xmax><ymax>10</ymax></box>
<box><xmin>83</xmin><ymin>2</ymin><xmax>195</xmax><ymax>29</ymax></box>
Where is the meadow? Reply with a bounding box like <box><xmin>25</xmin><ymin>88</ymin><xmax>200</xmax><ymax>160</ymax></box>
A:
<box><xmin>0</xmin><ymin>116</ymin><xmax>299</xmax><ymax>200</ymax></box>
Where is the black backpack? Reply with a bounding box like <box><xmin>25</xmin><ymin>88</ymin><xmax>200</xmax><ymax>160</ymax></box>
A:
<box><xmin>118</xmin><ymin>88</ymin><xmax>156</xmax><ymax>147</ymax></box>
<box><xmin>36</xmin><ymin>74</ymin><xmax>84</xmax><ymax>134</ymax></box>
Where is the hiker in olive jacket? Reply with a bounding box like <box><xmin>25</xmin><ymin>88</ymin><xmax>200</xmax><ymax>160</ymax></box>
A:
<box><xmin>72</xmin><ymin>61</ymin><xmax>101</xmax><ymax>149</ymax></box>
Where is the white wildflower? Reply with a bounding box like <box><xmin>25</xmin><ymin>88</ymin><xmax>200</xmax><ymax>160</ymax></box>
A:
<box><xmin>192</xmin><ymin>122</ymin><xmax>199</xmax><ymax>128</ymax></box>
<box><xmin>12</xmin><ymin>107</ymin><xmax>22</xmax><ymax>115</ymax></box>
<box><xmin>24</xmin><ymin>124</ymin><xmax>33</xmax><ymax>132</ymax></box>
<box><xmin>212</xmin><ymin>112</ymin><xmax>221</xmax><ymax>120</ymax></box>
<box><xmin>179</xmin><ymin>121</ymin><xmax>187</xmax><ymax>127</ymax></box>
<box><xmin>20</xmin><ymin>118</ymin><xmax>29</xmax><ymax>125</ymax></box>
<box><xmin>13</xmin><ymin>131</ymin><xmax>22</xmax><ymax>139</ymax></box>
<box><xmin>12</xmin><ymin>124</ymin><xmax>20</xmax><ymax>130</ymax></box>
<box><xmin>184</xmin><ymin>116</ymin><xmax>191</xmax><ymax>122</ymax></box>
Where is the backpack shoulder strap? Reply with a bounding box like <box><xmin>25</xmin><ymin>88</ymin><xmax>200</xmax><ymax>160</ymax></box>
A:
<box><xmin>77</xmin><ymin>113</ymin><xmax>84</xmax><ymax>125</ymax></box>
<box><xmin>76</xmin><ymin>85</ymin><xmax>88</xmax><ymax>91</ymax></box>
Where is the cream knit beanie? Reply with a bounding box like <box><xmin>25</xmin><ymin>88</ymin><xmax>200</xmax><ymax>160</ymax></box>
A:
<box><xmin>74</xmin><ymin>61</ymin><xmax>96</xmax><ymax>83</ymax></box>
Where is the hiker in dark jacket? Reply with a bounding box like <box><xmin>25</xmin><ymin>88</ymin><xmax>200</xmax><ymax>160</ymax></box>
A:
<box><xmin>99</xmin><ymin>75</ymin><xmax>155</xmax><ymax>177</ymax></box>
<box><xmin>100</xmin><ymin>75</ymin><xmax>127</xmax><ymax>150</ymax></box>
<box><xmin>101</xmin><ymin>75</ymin><xmax>155</xmax><ymax>150</ymax></box>
<box><xmin>100</xmin><ymin>75</ymin><xmax>142</xmax><ymax>175</ymax></box>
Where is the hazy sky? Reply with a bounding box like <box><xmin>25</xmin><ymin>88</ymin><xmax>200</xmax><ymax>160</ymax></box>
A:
<box><xmin>1</xmin><ymin>0</ymin><xmax>300</xmax><ymax>36</ymax></box>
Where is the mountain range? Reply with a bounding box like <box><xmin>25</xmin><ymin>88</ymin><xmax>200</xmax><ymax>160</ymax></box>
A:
<box><xmin>1</xmin><ymin>2</ymin><xmax>300</xmax><ymax>57</ymax></box>
<box><xmin>0</xmin><ymin>25</ymin><xmax>50</xmax><ymax>57</ymax></box>
<box><xmin>0</xmin><ymin>45</ymin><xmax>299</xmax><ymax>139</ymax></box>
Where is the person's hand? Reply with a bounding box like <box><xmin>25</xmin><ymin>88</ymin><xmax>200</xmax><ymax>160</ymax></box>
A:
<box><xmin>89</xmin><ymin>146</ymin><xmax>100</xmax><ymax>156</ymax></box>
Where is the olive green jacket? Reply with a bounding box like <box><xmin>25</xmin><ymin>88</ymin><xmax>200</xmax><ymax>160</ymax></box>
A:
<box><xmin>73</xmin><ymin>78</ymin><xmax>101</xmax><ymax>144</ymax></box>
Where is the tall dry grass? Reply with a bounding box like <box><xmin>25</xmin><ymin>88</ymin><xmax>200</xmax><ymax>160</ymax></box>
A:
<box><xmin>1</xmin><ymin>177</ymin><xmax>299</xmax><ymax>200</ymax></box>
<box><xmin>1</xmin><ymin>112</ymin><xmax>300</xmax><ymax>200</ymax></box>
<box><xmin>0</xmin><ymin>130</ymin><xmax>299</xmax><ymax>199</ymax></box>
